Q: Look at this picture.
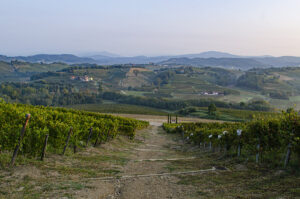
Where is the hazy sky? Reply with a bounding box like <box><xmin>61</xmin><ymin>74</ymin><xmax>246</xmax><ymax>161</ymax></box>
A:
<box><xmin>1</xmin><ymin>0</ymin><xmax>300</xmax><ymax>56</ymax></box>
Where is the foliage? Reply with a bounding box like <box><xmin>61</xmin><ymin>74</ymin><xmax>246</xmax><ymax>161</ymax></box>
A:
<box><xmin>208</xmin><ymin>103</ymin><xmax>217</xmax><ymax>116</ymax></box>
<box><xmin>0</xmin><ymin>100</ymin><xmax>149</xmax><ymax>156</ymax></box>
<box><xmin>163</xmin><ymin>109</ymin><xmax>300</xmax><ymax>166</ymax></box>
<box><xmin>0</xmin><ymin>82</ymin><xmax>102</xmax><ymax>106</ymax></box>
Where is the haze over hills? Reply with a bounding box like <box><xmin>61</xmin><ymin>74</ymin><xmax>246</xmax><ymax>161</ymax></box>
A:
<box><xmin>1</xmin><ymin>51</ymin><xmax>300</xmax><ymax>69</ymax></box>
<box><xmin>174</xmin><ymin>51</ymin><xmax>241</xmax><ymax>58</ymax></box>
<box><xmin>158</xmin><ymin>57</ymin><xmax>269</xmax><ymax>70</ymax></box>
<box><xmin>0</xmin><ymin>54</ymin><xmax>96</xmax><ymax>64</ymax></box>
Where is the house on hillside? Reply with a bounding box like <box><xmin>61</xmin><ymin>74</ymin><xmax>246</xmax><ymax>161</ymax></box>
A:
<box><xmin>201</xmin><ymin>91</ymin><xmax>220</xmax><ymax>96</ymax></box>
<box><xmin>70</xmin><ymin>75</ymin><xmax>93</xmax><ymax>82</ymax></box>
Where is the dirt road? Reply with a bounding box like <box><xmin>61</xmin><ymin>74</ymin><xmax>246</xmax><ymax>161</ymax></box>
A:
<box><xmin>79</xmin><ymin>124</ymin><xmax>216</xmax><ymax>199</ymax></box>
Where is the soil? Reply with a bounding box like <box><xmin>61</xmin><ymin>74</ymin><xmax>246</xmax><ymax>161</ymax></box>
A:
<box><xmin>76</xmin><ymin>125</ymin><xmax>207</xmax><ymax>199</ymax></box>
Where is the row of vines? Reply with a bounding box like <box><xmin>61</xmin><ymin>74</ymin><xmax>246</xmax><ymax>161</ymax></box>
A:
<box><xmin>0</xmin><ymin>99</ymin><xmax>149</xmax><ymax>163</ymax></box>
<box><xmin>163</xmin><ymin>110</ymin><xmax>300</xmax><ymax>167</ymax></box>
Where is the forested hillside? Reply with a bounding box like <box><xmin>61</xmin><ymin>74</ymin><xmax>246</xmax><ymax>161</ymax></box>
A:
<box><xmin>1</xmin><ymin>61</ymin><xmax>300</xmax><ymax>110</ymax></box>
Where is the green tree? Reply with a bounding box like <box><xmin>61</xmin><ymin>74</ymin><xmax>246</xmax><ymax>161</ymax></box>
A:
<box><xmin>98</xmin><ymin>83</ymin><xmax>103</xmax><ymax>94</ymax></box>
<box><xmin>208</xmin><ymin>103</ymin><xmax>217</xmax><ymax>116</ymax></box>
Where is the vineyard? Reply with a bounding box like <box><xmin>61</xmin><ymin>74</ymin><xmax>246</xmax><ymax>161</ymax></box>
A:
<box><xmin>163</xmin><ymin>110</ymin><xmax>300</xmax><ymax>167</ymax></box>
<box><xmin>0</xmin><ymin>99</ymin><xmax>149</xmax><ymax>165</ymax></box>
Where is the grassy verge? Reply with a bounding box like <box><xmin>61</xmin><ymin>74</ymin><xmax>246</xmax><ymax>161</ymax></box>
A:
<box><xmin>0</xmin><ymin>135</ymin><xmax>141</xmax><ymax>198</ymax></box>
<box><xmin>164</xmin><ymin>133</ymin><xmax>300</xmax><ymax>199</ymax></box>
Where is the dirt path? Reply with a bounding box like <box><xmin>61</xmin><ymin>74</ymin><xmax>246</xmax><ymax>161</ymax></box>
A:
<box><xmin>79</xmin><ymin>125</ymin><xmax>214</xmax><ymax>199</ymax></box>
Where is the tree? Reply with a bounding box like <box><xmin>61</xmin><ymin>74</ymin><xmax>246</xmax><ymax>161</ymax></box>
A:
<box><xmin>208</xmin><ymin>103</ymin><xmax>217</xmax><ymax>116</ymax></box>
<box><xmin>98</xmin><ymin>84</ymin><xmax>103</xmax><ymax>94</ymax></box>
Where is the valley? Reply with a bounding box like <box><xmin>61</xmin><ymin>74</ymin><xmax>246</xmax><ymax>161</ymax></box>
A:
<box><xmin>1</xmin><ymin>58</ymin><xmax>300</xmax><ymax>199</ymax></box>
<box><xmin>1</xmin><ymin>60</ymin><xmax>300</xmax><ymax>112</ymax></box>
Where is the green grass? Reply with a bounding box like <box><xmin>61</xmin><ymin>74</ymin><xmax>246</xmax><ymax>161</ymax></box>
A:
<box><xmin>187</xmin><ymin>107</ymin><xmax>277</xmax><ymax>122</ymax></box>
<box><xmin>0</xmin><ymin>133</ymin><xmax>141</xmax><ymax>199</ymax></box>
<box><xmin>66</xmin><ymin>103</ymin><xmax>169</xmax><ymax>115</ymax></box>
<box><xmin>124</xmin><ymin>90</ymin><xmax>152</xmax><ymax>97</ymax></box>
<box><xmin>163</xmin><ymin>132</ymin><xmax>300</xmax><ymax>199</ymax></box>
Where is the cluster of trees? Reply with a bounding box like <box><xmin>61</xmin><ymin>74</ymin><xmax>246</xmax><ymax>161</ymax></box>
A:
<box><xmin>268</xmin><ymin>91</ymin><xmax>290</xmax><ymax>100</ymax></box>
<box><xmin>102</xmin><ymin>92</ymin><xmax>186</xmax><ymax>110</ymax></box>
<box><xmin>188</xmin><ymin>98</ymin><xmax>271</xmax><ymax>111</ymax></box>
<box><xmin>0</xmin><ymin>79</ymin><xmax>272</xmax><ymax>112</ymax></box>
<box><xmin>237</xmin><ymin>72</ymin><xmax>265</xmax><ymax>90</ymax></box>
<box><xmin>103</xmin><ymin>92</ymin><xmax>272</xmax><ymax>112</ymax></box>
<box><xmin>236</xmin><ymin>69</ymin><xmax>296</xmax><ymax>100</ymax></box>
<box><xmin>153</xmin><ymin>69</ymin><xmax>176</xmax><ymax>88</ymax></box>
<box><xmin>0</xmin><ymin>82</ymin><xmax>102</xmax><ymax>106</ymax></box>
<box><xmin>30</xmin><ymin>71</ymin><xmax>62</xmax><ymax>80</ymax></box>
<box><xmin>61</xmin><ymin>64</ymin><xmax>144</xmax><ymax>73</ymax></box>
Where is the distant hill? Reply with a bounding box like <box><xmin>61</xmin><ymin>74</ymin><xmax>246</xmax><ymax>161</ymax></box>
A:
<box><xmin>1</xmin><ymin>52</ymin><xmax>300</xmax><ymax>69</ymax></box>
<box><xmin>254</xmin><ymin>56</ymin><xmax>300</xmax><ymax>67</ymax></box>
<box><xmin>91</xmin><ymin>51</ymin><xmax>240</xmax><ymax>64</ymax></box>
<box><xmin>90</xmin><ymin>51</ymin><xmax>120</xmax><ymax>57</ymax></box>
<box><xmin>158</xmin><ymin>57</ymin><xmax>269</xmax><ymax>70</ymax></box>
<box><xmin>0</xmin><ymin>61</ymin><xmax>69</xmax><ymax>82</ymax></box>
<box><xmin>176</xmin><ymin>51</ymin><xmax>240</xmax><ymax>58</ymax></box>
<box><xmin>0</xmin><ymin>54</ymin><xmax>96</xmax><ymax>64</ymax></box>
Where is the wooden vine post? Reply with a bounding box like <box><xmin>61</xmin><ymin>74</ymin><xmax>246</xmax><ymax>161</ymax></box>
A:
<box><xmin>181</xmin><ymin>130</ymin><xmax>185</xmax><ymax>142</ymax></box>
<box><xmin>10</xmin><ymin>114</ymin><xmax>31</xmax><ymax>167</ymax></box>
<box><xmin>256</xmin><ymin>143</ymin><xmax>260</xmax><ymax>164</ymax></box>
<box><xmin>40</xmin><ymin>134</ymin><xmax>49</xmax><ymax>161</ymax></box>
<box><xmin>62</xmin><ymin>127</ymin><xmax>73</xmax><ymax>155</ymax></box>
<box><xmin>176</xmin><ymin>115</ymin><xmax>178</xmax><ymax>124</ymax></box>
<box><xmin>94</xmin><ymin>131</ymin><xmax>101</xmax><ymax>147</ymax></box>
<box><xmin>284</xmin><ymin>143</ymin><xmax>292</xmax><ymax>168</ymax></box>
<box><xmin>86</xmin><ymin>127</ymin><xmax>93</xmax><ymax>147</ymax></box>
<box><xmin>74</xmin><ymin>144</ymin><xmax>77</xmax><ymax>154</ymax></box>
<box><xmin>208</xmin><ymin>134</ymin><xmax>213</xmax><ymax>151</ymax></box>
<box><xmin>237</xmin><ymin>129</ymin><xmax>242</xmax><ymax>157</ymax></box>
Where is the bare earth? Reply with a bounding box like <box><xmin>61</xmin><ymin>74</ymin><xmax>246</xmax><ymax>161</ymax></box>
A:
<box><xmin>77</xmin><ymin>125</ymin><xmax>206</xmax><ymax>199</ymax></box>
<box><xmin>76</xmin><ymin>114</ymin><xmax>222</xmax><ymax>198</ymax></box>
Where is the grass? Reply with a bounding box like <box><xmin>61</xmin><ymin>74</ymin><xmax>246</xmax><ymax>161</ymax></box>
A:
<box><xmin>161</xmin><ymin>130</ymin><xmax>300</xmax><ymax>199</ymax></box>
<box><xmin>177</xmin><ymin>170</ymin><xmax>300</xmax><ymax>198</ymax></box>
<box><xmin>66</xmin><ymin>103</ymin><xmax>169</xmax><ymax>115</ymax></box>
<box><xmin>164</xmin><ymin>149</ymin><xmax>300</xmax><ymax>199</ymax></box>
<box><xmin>66</xmin><ymin>101</ymin><xmax>276</xmax><ymax>122</ymax></box>
<box><xmin>186</xmin><ymin>107</ymin><xmax>277</xmax><ymax>122</ymax></box>
<box><xmin>0</xmin><ymin>134</ymin><xmax>141</xmax><ymax>198</ymax></box>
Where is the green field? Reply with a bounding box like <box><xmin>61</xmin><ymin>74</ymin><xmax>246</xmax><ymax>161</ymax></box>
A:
<box><xmin>186</xmin><ymin>107</ymin><xmax>276</xmax><ymax>122</ymax></box>
<box><xmin>66</xmin><ymin>103</ymin><xmax>169</xmax><ymax>116</ymax></box>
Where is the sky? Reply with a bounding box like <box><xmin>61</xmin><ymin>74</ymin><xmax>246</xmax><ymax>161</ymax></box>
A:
<box><xmin>0</xmin><ymin>0</ymin><xmax>300</xmax><ymax>57</ymax></box>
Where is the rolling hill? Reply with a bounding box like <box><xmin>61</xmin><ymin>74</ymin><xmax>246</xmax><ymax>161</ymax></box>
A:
<box><xmin>0</xmin><ymin>54</ymin><xmax>96</xmax><ymax>64</ymax></box>
<box><xmin>158</xmin><ymin>57</ymin><xmax>269</xmax><ymax>70</ymax></box>
<box><xmin>1</xmin><ymin>52</ymin><xmax>300</xmax><ymax>69</ymax></box>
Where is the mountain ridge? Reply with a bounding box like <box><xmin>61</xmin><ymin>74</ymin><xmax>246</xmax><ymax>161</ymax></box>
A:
<box><xmin>1</xmin><ymin>51</ymin><xmax>300</xmax><ymax>69</ymax></box>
